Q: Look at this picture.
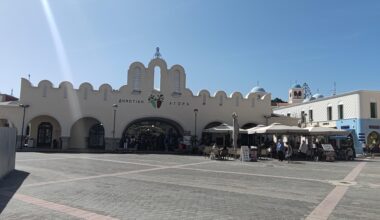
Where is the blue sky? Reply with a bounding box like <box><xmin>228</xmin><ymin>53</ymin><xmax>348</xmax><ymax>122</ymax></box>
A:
<box><xmin>0</xmin><ymin>0</ymin><xmax>379</xmax><ymax>100</ymax></box>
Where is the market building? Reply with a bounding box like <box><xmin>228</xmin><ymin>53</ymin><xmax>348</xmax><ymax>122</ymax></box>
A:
<box><xmin>273</xmin><ymin>84</ymin><xmax>380</xmax><ymax>154</ymax></box>
<box><xmin>0</xmin><ymin>54</ymin><xmax>296</xmax><ymax>151</ymax></box>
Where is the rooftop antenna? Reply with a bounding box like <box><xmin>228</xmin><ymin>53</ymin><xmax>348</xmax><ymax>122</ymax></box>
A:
<box><xmin>332</xmin><ymin>81</ymin><xmax>336</xmax><ymax>96</ymax></box>
<box><xmin>154</xmin><ymin>47</ymin><xmax>162</xmax><ymax>59</ymax></box>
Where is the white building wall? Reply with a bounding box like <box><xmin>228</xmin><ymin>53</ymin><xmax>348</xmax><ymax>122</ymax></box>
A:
<box><xmin>274</xmin><ymin>93</ymin><xmax>360</xmax><ymax>126</ymax></box>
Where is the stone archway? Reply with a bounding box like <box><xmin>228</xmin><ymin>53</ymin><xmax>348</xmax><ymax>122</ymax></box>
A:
<box><xmin>122</xmin><ymin>117</ymin><xmax>184</xmax><ymax>151</ymax></box>
<box><xmin>27</xmin><ymin>115</ymin><xmax>61</xmax><ymax>148</ymax></box>
<box><xmin>70</xmin><ymin>117</ymin><xmax>104</xmax><ymax>149</ymax></box>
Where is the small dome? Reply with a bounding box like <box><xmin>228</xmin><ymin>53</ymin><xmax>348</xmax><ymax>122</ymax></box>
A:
<box><xmin>250</xmin><ymin>86</ymin><xmax>266</xmax><ymax>93</ymax></box>
<box><xmin>292</xmin><ymin>84</ymin><xmax>302</xmax><ymax>89</ymax></box>
<box><xmin>312</xmin><ymin>93</ymin><xmax>324</xmax><ymax>99</ymax></box>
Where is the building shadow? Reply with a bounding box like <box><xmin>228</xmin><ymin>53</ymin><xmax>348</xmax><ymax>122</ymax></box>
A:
<box><xmin>0</xmin><ymin>170</ymin><xmax>29</xmax><ymax>214</ymax></box>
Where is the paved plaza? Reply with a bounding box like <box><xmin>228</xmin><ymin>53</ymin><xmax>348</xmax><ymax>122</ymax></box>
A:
<box><xmin>0</xmin><ymin>153</ymin><xmax>379</xmax><ymax>220</ymax></box>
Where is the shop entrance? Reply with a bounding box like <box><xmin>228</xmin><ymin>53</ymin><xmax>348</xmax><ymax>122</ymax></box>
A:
<box><xmin>122</xmin><ymin>118</ymin><xmax>183</xmax><ymax>151</ymax></box>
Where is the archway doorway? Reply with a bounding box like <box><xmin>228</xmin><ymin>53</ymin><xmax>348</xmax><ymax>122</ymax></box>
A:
<box><xmin>70</xmin><ymin>117</ymin><xmax>105</xmax><ymax>149</ymax></box>
<box><xmin>88</xmin><ymin>123</ymin><xmax>105</xmax><ymax>149</ymax></box>
<box><xmin>37</xmin><ymin>122</ymin><xmax>53</xmax><ymax>147</ymax></box>
<box><xmin>122</xmin><ymin>118</ymin><xmax>183</xmax><ymax>151</ymax></box>
<box><xmin>28</xmin><ymin>115</ymin><xmax>61</xmax><ymax>148</ymax></box>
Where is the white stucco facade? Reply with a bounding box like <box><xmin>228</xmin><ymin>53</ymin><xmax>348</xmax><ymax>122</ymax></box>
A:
<box><xmin>0</xmin><ymin>58</ymin><xmax>297</xmax><ymax>151</ymax></box>
<box><xmin>274</xmin><ymin>90</ymin><xmax>380</xmax><ymax>153</ymax></box>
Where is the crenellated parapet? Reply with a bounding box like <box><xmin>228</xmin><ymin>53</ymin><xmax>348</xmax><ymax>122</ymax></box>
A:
<box><xmin>19</xmin><ymin>58</ymin><xmax>271</xmax><ymax>108</ymax></box>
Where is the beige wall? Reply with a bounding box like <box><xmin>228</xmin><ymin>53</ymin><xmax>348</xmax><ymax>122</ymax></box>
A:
<box><xmin>0</xmin><ymin>58</ymin><xmax>292</xmax><ymax>149</ymax></box>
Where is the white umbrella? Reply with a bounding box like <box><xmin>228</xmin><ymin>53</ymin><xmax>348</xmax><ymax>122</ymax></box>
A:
<box><xmin>247</xmin><ymin>124</ymin><xmax>266</xmax><ymax>134</ymax></box>
<box><xmin>203</xmin><ymin>123</ymin><xmax>247</xmax><ymax>134</ymax></box>
<box><xmin>253</xmin><ymin>123</ymin><xmax>308</xmax><ymax>135</ymax></box>
<box><xmin>306</xmin><ymin>127</ymin><xmax>350</xmax><ymax>136</ymax></box>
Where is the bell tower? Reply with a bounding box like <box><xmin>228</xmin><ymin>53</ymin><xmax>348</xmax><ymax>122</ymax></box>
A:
<box><xmin>288</xmin><ymin>84</ymin><xmax>304</xmax><ymax>104</ymax></box>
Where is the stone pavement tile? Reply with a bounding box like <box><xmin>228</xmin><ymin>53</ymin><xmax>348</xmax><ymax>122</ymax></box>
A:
<box><xmin>118</xmin><ymin>167</ymin><xmax>334</xmax><ymax>204</ymax></box>
<box><xmin>15</xmin><ymin>158</ymin><xmax>155</xmax><ymax>186</ymax></box>
<box><xmin>94</xmin><ymin>154</ymin><xmax>207</xmax><ymax>166</ymax></box>
<box><xmin>185</xmin><ymin>160</ymin><xmax>352</xmax><ymax>181</ymax></box>
<box><xmin>16</xmin><ymin>152</ymin><xmax>72</xmax><ymax>161</ymax></box>
<box><xmin>328</xmin><ymin>187</ymin><xmax>380</xmax><ymax>220</ymax></box>
<box><xmin>1</xmin><ymin>194</ymin><xmax>78</xmax><ymax>220</ymax></box>
<box><xmin>16</xmin><ymin>176</ymin><xmax>314</xmax><ymax>220</ymax></box>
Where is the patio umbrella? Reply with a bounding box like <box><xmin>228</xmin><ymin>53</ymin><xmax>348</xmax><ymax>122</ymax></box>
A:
<box><xmin>203</xmin><ymin>123</ymin><xmax>247</xmax><ymax>134</ymax></box>
<box><xmin>253</xmin><ymin>123</ymin><xmax>308</xmax><ymax>135</ymax></box>
<box><xmin>246</xmin><ymin>124</ymin><xmax>266</xmax><ymax>134</ymax></box>
<box><xmin>306</xmin><ymin>127</ymin><xmax>350</xmax><ymax>136</ymax></box>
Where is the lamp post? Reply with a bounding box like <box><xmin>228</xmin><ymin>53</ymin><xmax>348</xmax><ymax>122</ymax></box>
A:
<box><xmin>19</xmin><ymin>104</ymin><xmax>30</xmax><ymax>148</ymax></box>
<box><xmin>112</xmin><ymin>104</ymin><xmax>118</xmax><ymax>148</ymax></box>
<box><xmin>193</xmin><ymin>109</ymin><xmax>198</xmax><ymax>147</ymax></box>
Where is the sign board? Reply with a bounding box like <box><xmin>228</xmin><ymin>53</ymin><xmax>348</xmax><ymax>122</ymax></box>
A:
<box><xmin>321</xmin><ymin>144</ymin><xmax>335</xmax><ymax>152</ymax></box>
<box><xmin>240</xmin><ymin>146</ymin><xmax>250</xmax><ymax>162</ymax></box>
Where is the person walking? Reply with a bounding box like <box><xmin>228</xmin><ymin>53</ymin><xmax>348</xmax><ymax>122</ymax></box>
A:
<box><xmin>285</xmin><ymin>142</ymin><xmax>293</xmax><ymax>163</ymax></box>
<box><xmin>276</xmin><ymin>139</ymin><xmax>285</xmax><ymax>162</ymax></box>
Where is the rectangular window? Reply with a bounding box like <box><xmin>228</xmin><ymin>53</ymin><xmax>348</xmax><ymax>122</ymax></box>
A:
<box><xmin>301</xmin><ymin>111</ymin><xmax>305</xmax><ymax>123</ymax></box>
<box><xmin>309</xmin><ymin>110</ymin><xmax>313</xmax><ymax>122</ymax></box>
<box><xmin>370</xmin><ymin>102</ymin><xmax>377</xmax><ymax>118</ymax></box>
<box><xmin>327</xmin><ymin>106</ymin><xmax>332</xmax><ymax>121</ymax></box>
<box><xmin>338</xmin><ymin>104</ymin><xmax>344</xmax><ymax>120</ymax></box>
<box><xmin>287</xmin><ymin>113</ymin><xmax>291</xmax><ymax>117</ymax></box>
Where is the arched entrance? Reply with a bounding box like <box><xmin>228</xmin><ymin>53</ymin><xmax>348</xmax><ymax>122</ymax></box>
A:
<box><xmin>122</xmin><ymin>118</ymin><xmax>183</xmax><ymax>151</ymax></box>
<box><xmin>37</xmin><ymin>122</ymin><xmax>53</xmax><ymax>147</ymax></box>
<box><xmin>70</xmin><ymin>117</ymin><xmax>105</xmax><ymax>149</ymax></box>
<box><xmin>88</xmin><ymin>123</ymin><xmax>105</xmax><ymax>149</ymax></box>
<box><xmin>28</xmin><ymin>115</ymin><xmax>61</xmax><ymax>148</ymax></box>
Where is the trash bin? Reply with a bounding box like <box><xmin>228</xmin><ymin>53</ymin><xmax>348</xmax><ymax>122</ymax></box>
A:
<box><xmin>250</xmin><ymin>146</ymin><xmax>258</xmax><ymax>162</ymax></box>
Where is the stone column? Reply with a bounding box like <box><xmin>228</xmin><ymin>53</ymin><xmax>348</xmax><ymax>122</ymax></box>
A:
<box><xmin>60</xmin><ymin>136</ymin><xmax>70</xmax><ymax>150</ymax></box>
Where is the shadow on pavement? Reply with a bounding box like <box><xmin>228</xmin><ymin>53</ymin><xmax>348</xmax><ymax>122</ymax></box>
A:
<box><xmin>0</xmin><ymin>170</ymin><xmax>29</xmax><ymax>214</ymax></box>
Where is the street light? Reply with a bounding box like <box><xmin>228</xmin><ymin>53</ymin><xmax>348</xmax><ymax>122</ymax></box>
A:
<box><xmin>193</xmin><ymin>108</ymin><xmax>198</xmax><ymax>147</ymax></box>
<box><xmin>112</xmin><ymin>104</ymin><xmax>118</xmax><ymax>148</ymax></box>
<box><xmin>19</xmin><ymin>103</ymin><xmax>30</xmax><ymax>148</ymax></box>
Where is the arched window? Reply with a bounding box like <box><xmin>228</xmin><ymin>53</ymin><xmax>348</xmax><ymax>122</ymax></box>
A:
<box><xmin>202</xmin><ymin>94</ymin><xmax>206</xmax><ymax>105</ymax></box>
<box><xmin>297</xmin><ymin>91</ymin><xmax>302</xmax><ymax>97</ymax></box>
<box><xmin>84</xmin><ymin>88</ymin><xmax>88</xmax><ymax>100</ymax></box>
<box><xmin>37</xmin><ymin>122</ymin><xmax>53</xmax><ymax>147</ymax></box>
<box><xmin>43</xmin><ymin>85</ymin><xmax>47</xmax><ymax>97</ymax></box>
<box><xmin>103</xmin><ymin>90</ymin><xmax>108</xmax><ymax>101</ymax></box>
<box><xmin>133</xmin><ymin>67</ymin><xmax>142</xmax><ymax>91</ymax></box>
<box><xmin>173</xmin><ymin>70</ymin><xmax>180</xmax><ymax>94</ymax></box>
<box><xmin>154</xmin><ymin>66</ymin><xmax>161</xmax><ymax>91</ymax></box>
<box><xmin>293</xmin><ymin>91</ymin><xmax>298</xmax><ymax>97</ymax></box>
<box><xmin>63</xmin><ymin>87</ymin><xmax>68</xmax><ymax>99</ymax></box>
<box><xmin>219</xmin><ymin>96</ymin><xmax>223</xmax><ymax>106</ymax></box>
